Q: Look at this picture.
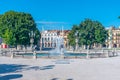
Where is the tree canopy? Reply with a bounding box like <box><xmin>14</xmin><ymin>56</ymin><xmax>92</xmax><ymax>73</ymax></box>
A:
<box><xmin>0</xmin><ymin>11</ymin><xmax>40</xmax><ymax>48</ymax></box>
<box><xmin>68</xmin><ymin>19</ymin><xmax>108</xmax><ymax>49</ymax></box>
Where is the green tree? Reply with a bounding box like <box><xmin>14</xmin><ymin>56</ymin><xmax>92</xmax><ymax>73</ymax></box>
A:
<box><xmin>2</xmin><ymin>29</ymin><xmax>16</xmax><ymax>45</ymax></box>
<box><xmin>68</xmin><ymin>19</ymin><xmax>108</xmax><ymax>49</ymax></box>
<box><xmin>94</xmin><ymin>21</ymin><xmax>108</xmax><ymax>44</ymax></box>
<box><xmin>79</xmin><ymin>19</ymin><xmax>95</xmax><ymax>49</ymax></box>
<box><xmin>67</xmin><ymin>25</ymin><xmax>79</xmax><ymax>48</ymax></box>
<box><xmin>0</xmin><ymin>11</ymin><xmax>40</xmax><ymax>49</ymax></box>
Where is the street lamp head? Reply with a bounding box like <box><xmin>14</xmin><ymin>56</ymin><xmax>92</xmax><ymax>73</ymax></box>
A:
<box><xmin>29</xmin><ymin>31</ymin><xmax>35</xmax><ymax>37</ymax></box>
<box><xmin>75</xmin><ymin>31</ymin><xmax>78</xmax><ymax>37</ymax></box>
<box><xmin>33</xmin><ymin>33</ymin><xmax>35</xmax><ymax>37</ymax></box>
<box><xmin>29</xmin><ymin>30</ymin><xmax>35</xmax><ymax>51</ymax></box>
<box><xmin>29</xmin><ymin>33</ymin><xmax>30</xmax><ymax>36</ymax></box>
<box><xmin>31</xmin><ymin>31</ymin><xmax>34</xmax><ymax>36</ymax></box>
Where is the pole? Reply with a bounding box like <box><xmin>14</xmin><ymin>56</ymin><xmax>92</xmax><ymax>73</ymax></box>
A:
<box><xmin>86</xmin><ymin>49</ymin><xmax>90</xmax><ymax>59</ymax></box>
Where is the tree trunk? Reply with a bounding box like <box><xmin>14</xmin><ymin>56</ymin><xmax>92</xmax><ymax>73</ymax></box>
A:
<box><xmin>99</xmin><ymin>44</ymin><xmax>102</xmax><ymax>49</ymax></box>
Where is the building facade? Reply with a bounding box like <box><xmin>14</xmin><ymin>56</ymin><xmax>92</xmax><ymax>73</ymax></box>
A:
<box><xmin>40</xmin><ymin>30</ymin><xmax>70</xmax><ymax>50</ymax></box>
<box><xmin>107</xmin><ymin>27</ymin><xmax>120</xmax><ymax>48</ymax></box>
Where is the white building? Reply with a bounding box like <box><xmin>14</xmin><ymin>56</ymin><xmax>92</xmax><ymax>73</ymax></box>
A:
<box><xmin>40</xmin><ymin>30</ymin><xmax>70</xmax><ymax>50</ymax></box>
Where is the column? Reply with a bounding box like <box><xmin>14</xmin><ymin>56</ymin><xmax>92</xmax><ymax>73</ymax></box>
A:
<box><xmin>44</xmin><ymin>38</ymin><xmax>45</xmax><ymax>48</ymax></box>
<box><xmin>86</xmin><ymin>49</ymin><xmax>90</xmax><ymax>59</ymax></box>
<box><xmin>40</xmin><ymin>38</ymin><xmax>42</xmax><ymax>51</ymax></box>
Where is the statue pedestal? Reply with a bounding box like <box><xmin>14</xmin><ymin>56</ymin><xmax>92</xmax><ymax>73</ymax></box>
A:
<box><xmin>33</xmin><ymin>51</ymin><xmax>37</xmax><ymax>59</ymax></box>
<box><xmin>86</xmin><ymin>49</ymin><xmax>90</xmax><ymax>59</ymax></box>
<box><xmin>11</xmin><ymin>53</ymin><xmax>14</xmax><ymax>59</ymax></box>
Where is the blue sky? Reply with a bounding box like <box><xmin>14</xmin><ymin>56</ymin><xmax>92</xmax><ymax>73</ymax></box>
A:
<box><xmin>0</xmin><ymin>0</ymin><xmax>120</xmax><ymax>30</ymax></box>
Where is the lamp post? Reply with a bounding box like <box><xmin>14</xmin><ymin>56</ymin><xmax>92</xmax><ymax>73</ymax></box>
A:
<box><xmin>29</xmin><ymin>31</ymin><xmax>35</xmax><ymax>51</ymax></box>
<box><xmin>109</xmin><ymin>27</ymin><xmax>112</xmax><ymax>49</ymax></box>
<box><xmin>75</xmin><ymin>31</ymin><xmax>79</xmax><ymax>51</ymax></box>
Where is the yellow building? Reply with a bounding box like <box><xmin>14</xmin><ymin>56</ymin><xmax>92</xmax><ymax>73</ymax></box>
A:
<box><xmin>107</xmin><ymin>27</ymin><xmax>120</xmax><ymax>48</ymax></box>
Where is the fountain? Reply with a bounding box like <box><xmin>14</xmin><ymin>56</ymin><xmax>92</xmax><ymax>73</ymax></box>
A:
<box><xmin>49</xmin><ymin>36</ymin><xmax>70</xmax><ymax>64</ymax></box>
<box><xmin>49</xmin><ymin>36</ymin><xmax>64</xmax><ymax>57</ymax></box>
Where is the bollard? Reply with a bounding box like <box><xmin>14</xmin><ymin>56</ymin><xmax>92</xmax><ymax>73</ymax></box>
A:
<box><xmin>11</xmin><ymin>52</ymin><xmax>14</xmax><ymax>58</ymax></box>
<box><xmin>33</xmin><ymin>51</ymin><xmax>37</xmax><ymax>59</ymax></box>
<box><xmin>86</xmin><ymin>49</ymin><xmax>90</xmax><ymax>59</ymax></box>
<box><xmin>105</xmin><ymin>50</ymin><xmax>109</xmax><ymax>58</ymax></box>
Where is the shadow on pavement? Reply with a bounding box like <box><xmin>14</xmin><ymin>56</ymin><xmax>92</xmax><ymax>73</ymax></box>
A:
<box><xmin>0</xmin><ymin>64</ymin><xmax>27</xmax><ymax>74</ymax></box>
<box><xmin>0</xmin><ymin>74</ymin><xmax>23</xmax><ymax>80</ymax></box>
<box><xmin>51</xmin><ymin>78</ymin><xmax>74</xmax><ymax>80</ymax></box>
<box><xmin>0</xmin><ymin>64</ymin><xmax>55</xmax><ymax>79</ymax></box>
<box><xmin>27</xmin><ymin>65</ymin><xmax>55</xmax><ymax>70</ymax></box>
<box><xmin>0</xmin><ymin>64</ymin><xmax>55</xmax><ymax>74</ymax></box>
